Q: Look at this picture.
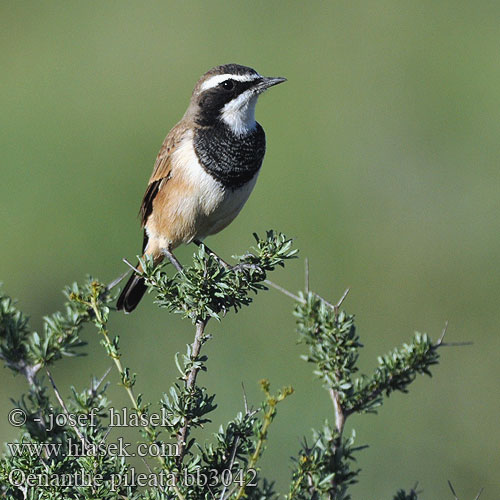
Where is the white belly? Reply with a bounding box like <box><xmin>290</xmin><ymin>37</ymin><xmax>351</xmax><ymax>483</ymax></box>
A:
<box><xmin>173</xmin><ymin>133</ymin><xmax>259</xmax><ymax>241</ymax></box>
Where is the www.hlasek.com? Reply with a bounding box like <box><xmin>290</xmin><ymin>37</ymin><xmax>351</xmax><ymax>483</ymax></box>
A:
<box><xmin>7</xmin><ymin>437</ymin><xmax>178</xmax><ymax>459</ymax></box>
<box><xmin>7</xmin><ymin>467</ymin><xmax>258</xmax><ymax>491</ymax></box>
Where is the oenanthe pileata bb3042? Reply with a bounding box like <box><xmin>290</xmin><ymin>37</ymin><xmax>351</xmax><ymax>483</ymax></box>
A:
<box><xmin>116</xmin><ymin>64</ymin><xmax>286</xmax><ymax>312</ymax></box>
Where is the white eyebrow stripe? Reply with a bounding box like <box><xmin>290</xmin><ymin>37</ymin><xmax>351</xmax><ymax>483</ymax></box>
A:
<box><xmin>200</xmin><ymin>73</ymin><xmax>261</xmax><ymax>92</ymax></box>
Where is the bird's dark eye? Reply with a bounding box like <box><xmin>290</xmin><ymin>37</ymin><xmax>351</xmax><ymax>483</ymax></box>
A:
<box><xmin>221</xmin><ymin>80</ymin><xmax>235</xmax><ymax>91</ymax></box>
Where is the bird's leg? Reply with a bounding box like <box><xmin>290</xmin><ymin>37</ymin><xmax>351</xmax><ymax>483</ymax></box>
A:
<box><xmin>228</xmin><ymin>261</ymin><xmax>261</xmax><ymax>273</ymax></box>
<box><xmin>193</xmin><ymin>240</ymin><xmax>259</xmax><ymax>273</ymax></box>
<box><xmin>193</xmin><ymin>239</ymin><xmax>230</xmax><ymax>269</ymax></box>
<box><xmin>163</xmin><ymin>247</ymin><xmax>184</xmax><ymax>273</ymax></box>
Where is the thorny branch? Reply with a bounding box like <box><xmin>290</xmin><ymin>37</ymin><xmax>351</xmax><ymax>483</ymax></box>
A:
<box><xmin>176</xmin><ymin>318</ymin><xmax>209</xmax><ymax>465</ymax></box>
<box><xmin>46</xmin><ymin>368</ymin><xmax>86</xmax><ymax>445</ymax></box>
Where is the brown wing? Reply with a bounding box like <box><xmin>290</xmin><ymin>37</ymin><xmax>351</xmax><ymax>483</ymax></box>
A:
<box><xmin>139</xmin><ymin>122</ymin><xmax>187</xmax><ymax>227</ymax></box>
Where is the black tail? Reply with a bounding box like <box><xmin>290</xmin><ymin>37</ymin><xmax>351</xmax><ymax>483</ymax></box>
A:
<box><xmin>116</xmin><ymin>272</ymin><xmax>147</xmax><ymax>313</ymax></box>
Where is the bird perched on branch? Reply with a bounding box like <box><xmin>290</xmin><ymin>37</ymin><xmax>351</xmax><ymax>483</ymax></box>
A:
<box><xmin>117</xmin><ymin>63</ymin><xmax>286</xmax><ymax>312</ymax></box>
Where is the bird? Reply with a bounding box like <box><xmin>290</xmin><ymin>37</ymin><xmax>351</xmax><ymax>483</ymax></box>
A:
<box><xmin>116</xmin><ymin>63</ymin><xmax>286</xmax><ymax>313</ymax></box>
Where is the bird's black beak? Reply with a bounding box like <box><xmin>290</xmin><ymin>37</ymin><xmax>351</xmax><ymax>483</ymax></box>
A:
<box><xmin>254</xmin><ymin>76</ymin><xmax>287</xmax><ymax>93</ymax></box>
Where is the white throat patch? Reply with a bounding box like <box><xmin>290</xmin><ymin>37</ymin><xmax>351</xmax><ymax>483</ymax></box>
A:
<box><xmin>220</xmin><ymin>90</ymin><xmax>258</xmax><ymax>135</ymax></box>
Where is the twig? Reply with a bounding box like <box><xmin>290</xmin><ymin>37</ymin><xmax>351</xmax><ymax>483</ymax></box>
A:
<box><xmin>412</xmin><ymin>482</ymin><xmax>420</xmax><ymax>496</ymax></box>
<box><xmin>329</xmin><ymin>369</ymin><xmax>347</xmax><ymax>493</ymax></box>
<box><xmin>345</xmin><ymin>392</ymin><xmax>377</xmax><ymax>417</ymax></box>
<box><xmin>46</xmin><ymin>368</ymin><xmax>86</xmax><ymax>445</ymax></box>
<box><xmin>234</xmin><ymin>408</ymin><xmax>273</xmax><ymax>500</ymax></box>
<box><xmin>327</xmin><ymin>288</ymin><xmax>352</xmax><ymax>489</ymax></box>
<box><xmin>435</xmin><ymin>321</ymin><xmax>472</xmax><ymax>348</ymax></box>
<box><xmin>264</xmin><ymin>279</ymin><xmax>304</xmax><ymax>302</ymax></box>
<box><xmin>334</xmin><ymin>288</ymin><xmax>350</xmax><ymax>318</ymax></box>
<box><xmin>233</xmin><ymin>382</ymin><xmax>291</xmax><ymax>500</ymax></box>
<box><xmin>316</xmin><ymin>293</ymin><xmax>336</xmax><ymax>309</ymax></box>
<box><xmin>141</xmin><ymin>456</ymin><xmax>154</xmax><ymax>476</ymax></box>
<box><xmin>329</xmin><ymin>387</ymin><xmax>345</xmax><ymax>435</ymax></box>
<box><xmin>106</xmin><ymin>270</ymin><xmax>130</xmax><ymax>291</ymax></box>
<box><xmin>88</xmin><ymin>290</ymin><xmax>186</xmax><ymax>500</ymax></box>
<box><xmin>305</xmin><ymin>257</ymin><xmax>310</xmax><ymax>293</ymax></box>
<box><xmin>89</xmin><ymin>291</ymin><xmax>141</xmax><ymax>424</ymax></box>
<box><xmin>219</xmin><ymin>435</ymin><xmax>240</xmax><ymax>500</ymax></box>
<box><xmin>447</xmin><ymin>480</ymin><xmax>459</xmax><ymax>499</ymax></box>
<box><xmin>91</xmin><ymin>366</ymin><xmax>111</xmax><ymax>397</ymax></box>
<box><xmin>194</xmin><ymin>240</ymin><xmax>230</xmax><ymax>269</ymax></box>
<box><xmin>122</xmin><ymin>258</ymin><xmax>140</xmax><ymax>274</ymax></box>
<box><xmin>265</xmin><ymin>277</ymin><xmax>351</xmax><ymax>323</ymax></box>
<box><xmin>98</xmin><ymin>333</ymin><xmax>139</xmax><ymax>419</ymax></box>
<box><xmin>437</xmin><ymin>321</ymin><xmax>449</xmax><ymax>345</ymax></box>
<box><xmin>220</xmin><ymin>388</ymin><xmax>260</xmax><ymax>500</ymax></box>
<box><xmin>1</xmin><ymin>356</ymin><xmax>42</xmax><ymax>389</ymax></box>
<box><xmin>98</xmin><ymin>426</ymin><xmax>112</xmax><ymax>448</ymax></box>
<box><xmin>242</xmin><ymin>382</ymin><xmax>249</xmax><ymax>414</ymax></box>
<box><xmin>176</xmin><ymin>318</ymin><xmax>208</xmax><ymax>464</ymax></box>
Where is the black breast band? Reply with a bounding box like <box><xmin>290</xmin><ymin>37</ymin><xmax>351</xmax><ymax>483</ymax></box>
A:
<box><xmin>193</xmin><ymin>123</ymin><xmax>266</xmax><ymax>189</ymax></box>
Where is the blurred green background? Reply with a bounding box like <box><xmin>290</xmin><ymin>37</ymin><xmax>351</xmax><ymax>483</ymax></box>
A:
<box><xmin>1</xmin><ymin>1</ymin><xmax>499</xmax><ymax>498</ymax></box>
